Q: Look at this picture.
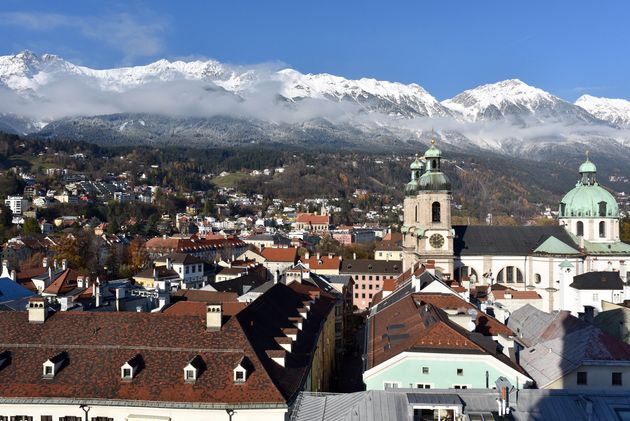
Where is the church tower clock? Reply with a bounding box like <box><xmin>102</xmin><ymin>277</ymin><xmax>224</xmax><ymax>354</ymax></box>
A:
<box><xmin>402</xmin><ymin>140</ymin><xmax>454</xmax><ymax>275</ymax></box>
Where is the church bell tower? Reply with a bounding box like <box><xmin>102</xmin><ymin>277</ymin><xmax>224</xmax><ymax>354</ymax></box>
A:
<box><xmin>402</xmin><ymin>140</ymin><xmax>454</xmax><ymax>275</ymax></box>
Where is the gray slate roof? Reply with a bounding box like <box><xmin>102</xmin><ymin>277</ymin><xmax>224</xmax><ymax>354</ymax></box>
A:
<box><xmin>570</xmin><ymin>271</ymin><xmax>625</xmax><ymax>290</ymax></box>
<box><xmin>508</xmin><ymin>305</ymin><xmax>630</xmax><ymax>388</ymax></box>
<box><xmin>453</xmin><ymin>225</ymin><xmax>580</xmax><ymax>256</ymax></box>
<box><xmin>291</xmin><ymin>389</ymin><xmax>630</xmax><ymax>421</ymax></box>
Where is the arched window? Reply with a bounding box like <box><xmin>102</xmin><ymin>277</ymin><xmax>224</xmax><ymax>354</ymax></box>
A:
<box><xmin>431</xmin><ymin>159</ymin><xmax>437</xmax><ymax>169</ymax></box>
<box><xmin>599</xmin><ymin>202</ymin><xmax>607</xmax><ymax>217</ymax></box>
<box><xmin>535</xmin><ymin>273</ymin><xmax>542</xmax><ymax>284</ymax></box>
<box><xmin>432</xmin><ymin>201</ymin><xmax>441</xmax><ymax>223</ymax></box>
<box><xmin>577</xmin><ymin>221</ymin><xmax>584</xmax><ymax>236</ymax></box>
<box><xmin>599</xmin><ymin>221</ymin><xmax>605</xmax><ymax>238</ymax></box>
<box><xmin>497</xmin><ymin>267</ymin><xmax>524</xmax><ymax>284</ymax></box>
<box><xmin>560</xmin><ymin>203</ymin><xmax>566</xmax><ymax>216</ymax></box>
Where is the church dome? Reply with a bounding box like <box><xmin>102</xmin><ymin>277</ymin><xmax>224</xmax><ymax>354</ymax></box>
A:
<box><xmin>560</xmin><ymin>185</ymin><xmax>618</xmax><ymax>218</ymax></box>
<box><xmin>559</xmin><ymin>157</ymin><xmax>619</xmax><ymax>218</ymax></box>
<box><xmin>424</xmin><ymin>144</ymin><xmax>442</xmax><ymax>158</ymax></box>
<box><xmin>417</xmin><ymin>172</ymin><xmax>451</xmax><ymax>191</ymax></box>
<box><xmin>410</xmin><ymin>155</ymin><xmax>423</xmax><ymax>170</ymax></box>
<box><xmin>579</xmin><ymin>159</ymin><xmax>597</xmax><ymax>173</ymax></box>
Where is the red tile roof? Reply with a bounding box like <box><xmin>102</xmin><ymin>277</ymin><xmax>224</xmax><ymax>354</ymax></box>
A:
<box><xmin>295</xmin><ymin>213</ymin><xmax>329</xmax><ymax>225</ymax></box>
<box><xmin>299</xmin><ymin>255</ymin><xmax>341</xmax><ymax>271</ymax></box>
<box><xmin>414</xmin><ymin>293</ymin><xmax>513</xmax><ymax>337</ymax></box>
<box><xmin>260</xmin><ymin>247</ymin><xmax>298</xmax><ymax>263</ymax></box>
<box><xmin>43</xmin><ymin>269</ymin><xmax>81</xmax><ymax>296</ymax></box>
<box><xmin>0</xmin><ymin>283</ymin><xmax>335</xmax><ymax>406</ymax></box>
<box><xmin>490</xmin><ymin>288</ymin><xmax>542</xmax><ymax>300</ymax></box>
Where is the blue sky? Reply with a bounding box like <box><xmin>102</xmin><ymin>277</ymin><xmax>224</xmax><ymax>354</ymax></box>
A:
<box><xmin>0</xmin><ymin>0</ymin><xmax>628</xmax><ymax>101</ymax></box>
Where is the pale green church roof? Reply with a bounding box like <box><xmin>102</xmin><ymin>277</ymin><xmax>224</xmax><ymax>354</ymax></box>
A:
<box><xmin>533</xmin><ymin>236</ymin><xmax>581</xmax><ymax>255</ymax></box>
<box><xmin>559</xmin><ymin>156</ymin><xmax>619</xmax><ymax>218</ymax></box>
<box><xmin>566</xmin><ymin>231</ymin><xmax>630</xmax><ymax>255</ymax></box>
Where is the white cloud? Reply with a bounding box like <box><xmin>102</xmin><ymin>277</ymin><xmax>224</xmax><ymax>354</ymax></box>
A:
<box><xmin>0</xmin><ymin>11</ymin><xmax>167</xmax><ymax>63</ymax></box>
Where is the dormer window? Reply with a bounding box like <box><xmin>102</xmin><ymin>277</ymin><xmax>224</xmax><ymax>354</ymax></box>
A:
<box><xmin>121</xmin><ymin>354</ymin><xmax>142</xmax><ymax>381</ymax></box>
<box><xmin>184</xmin><ymin>355</ymin><xmax>204</xmax><ymax>383</ymax></box>
<box><xmin>233</xmin><ymin>356</ymin><xmax>249</xmax><ymax>383</ymax></box>
<box><xmin>43</xmin><ymin>352</ymin><xmax>66</xmax><ymax>378</ymax></box>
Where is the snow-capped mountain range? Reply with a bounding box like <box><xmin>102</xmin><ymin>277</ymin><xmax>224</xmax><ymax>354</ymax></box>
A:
<box><xmin>1</xmin><ymin>50</ymin><xmax>629</xmax><ymax>157</ymax></box>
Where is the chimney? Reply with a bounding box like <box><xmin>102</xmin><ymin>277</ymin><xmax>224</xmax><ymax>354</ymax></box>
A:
<box><xmin>166</xmin><ymin>256</ymin><xmax>172</xmax><ymax>270</ymax></box>
<box><xmin>42</xmin><ymin>257</ymin><xmax>48</xmax><ymax>268</ymax></box>
<box><xmin>206</xmin><ymin>304</ymin><xmax>223</xmax><ymax>331</ymax></box>
<box><xmin>316</xmin><ymin>252</ymin><xmax>320</xmax><ymax>261</ymax></box>
<box><xmin>10</xmin><ymin>269</ymin><xmax>16</xmax><ymax>281</ymax></box>
<box><xmin>305</xmin><ymin>251</ymin><xmax>310</xmax><ymax>259</ymax></box>
<box><xmin>61</xmin><ymin>259</ymin><xmax>67</xmax><ymax>270</ymax></box>
<box><xmin>27</xmin><ymin>298</ymin><xmax>48</xmax><ymax>323</ymax></box>
<box><xmin>47</xmin><ymin>266</ymin><xmax>53</xmax><ymax>287</ymax></box>
<box><xmin>95</xmin><ymin>279</ymin><xmax>101</xmax><ymax>308</ymax></box>
<box><xmin>53</xmin><ymin>259</ymin><xmax>58</xmax><ymax>269</ymax></box>
<box><xmin>274</xmin><ymin>270</ymin><xmax>279</xmax><ymax>284</ymax></box>
<box><xmin>353</xmin><ymin>252</ymin><xmax>356</xmax><ymax>260</ymax></box>
<box><xmin>584</xmin><ymin>306</ymin><xmax>595</xmax><ymax>323</ymax></box>
<box><xmin>620</xmin><ymin>261</ymin><xmax>627</xmax><ymax>283</ymax></box>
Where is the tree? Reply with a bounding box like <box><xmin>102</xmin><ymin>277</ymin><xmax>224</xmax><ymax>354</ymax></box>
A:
<box><xmin>127</xmin><ymin>238</ymin><xmax>148</xmax><ymax>272</ymax></box>
<box><xmin>22</xmin><ymin>218</ymin><xmax>40</xmax><ymax>235</ymax></box>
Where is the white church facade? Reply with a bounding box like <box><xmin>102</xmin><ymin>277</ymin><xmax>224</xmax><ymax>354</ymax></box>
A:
<box><xmin>402</xmin><ymin>143</ymin><xmax>630</xmax><ymax>313</ymax></box>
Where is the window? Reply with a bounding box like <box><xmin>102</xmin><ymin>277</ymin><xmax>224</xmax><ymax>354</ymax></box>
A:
<box><xmin>577</xmin><ymin>371</ymin><xmax>588</xmax><ymax>385</ymax></box>
<box><xmin>384</xmin><ymin>381</ymin><xmax>400</xmax><ymax>389</ymax></box>
<box><xmin>535</xmin><ymin>273</ymin><xmax>542</xmax><ymax>284</ymax></box>
<box><xmin>422</xmin><ymin>366</ymin><xmax>429</xmax><ymax>374</ymax></box>
<box><xmin>577</xmin><ymin>221</ymin><xmax>584</xmax><ymax>236</ymax></box>
<box><xmin>432</xmin><ymin>201</ymin><xmax>441</xmax><ymax>223</ymax></box>
<box><xmin>599</xmin><ymin>201</ymin><xmax>607</xmax><ymax>217</ymax></box>
<box><xmin>11</xmin><ymin>417</ymin><xmax>33</xmax><ymax>421</ymax></box>
<box><xmin>369</xmin><ymin>276</ymin><xmax>373</xmax><ymax>281</ymax></box>
<box><xmin>362</xmin><ymin>275</ymin><xmax>366</xmax><ymax>280</ymax></box>
<box><xmin>416</xmin><ymin>383</ymin><xmax>431</xmax><ymax>389</ymax></box>
<box><xmin>41</xmin><ymin>417</ymin><xmax>53</xmax><ymax>421</ymax></box>
<box><xmin>91</xmin><ymin>418</ymin><xmax>113</xmax><ymax>421</ymax></box>
<box><xmin>613</xmin><ymin>372</ymin><xmax>623</xmax><ymax>386</ymax></box>
<box><xmin>361</xmin><ymin>284</ymin><xmax>366</xmax><ymax>289</ymax></box>
<box><xmin>506</xmin><ymin>266</ymin><xmax>514</xmax><ymax>283</ymax></box>
<box><xmin>369</xmin><ymin>284</ymin><xmax>373</xmax><ymax>290</ymax></box>
<box><xmin>185</xmin><ymin>266</ymin><xmax>190</xmax><ymax>274</ymax></box>
<box><xmin>354</xmin><ymin>293</ymin><xmax>358</xmax><ymax>298</ymax></box>
<box><xmin>453</xmin><ymin>385</ymin><xmax>468</xmax><ymax>389</ymax></box>
<box><xmin>44</xmin><ymin>365</ymin><xmax>53</xmax><ymax>376</ymax></box>
<box><xmin>122</xmin><ymin>368</ymin><xmax>132</xmax><ymax>378</ymax></box>
<box><xmin>186</xmin><ymin>369</ymin><xmax>196</xmax><ymax>380</ymax></box>
<box><xmin>415</xmin><ymin>206</ymin><xmax>418</xmax><ymax>222</ymax></box>
<box><xmin>599</xmin><ymin>221</ymin><xmax>606</xmax><ymax>238</ymax></box>
<box><xmin>376</xmin><ymin>276</ymin><xmax>380</xmax><ymax>281</ymax></box>
<box><xmin>191</xmin><ymin>265</ymin><xmax>196</xmax><ymax>273</ymax></box>
<box><xmin>361</xmin><ymin>293</ymin><xmax>365</xmax><ymax>299</ymax></box>
<box><xmin>457</xmin><ymin>368</ymin><xmax>463</xmax><ymax>376</ymax></box>
<box><xmin>368</xmin><ymin>294</ymin><xmax>372</xmax><ymax>299</ymax></box>
<box><xmin>235</xmin><ymin>370</ymin><xmax>245</xmax><ymax>382</ymax></box>
<box><xmin>60</xmin><ymin>417</ymin><xmax>81</xmax><ymax>421</ymax></box>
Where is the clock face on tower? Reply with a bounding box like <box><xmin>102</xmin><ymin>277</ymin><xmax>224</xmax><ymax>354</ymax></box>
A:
<box><xmin>429</xmin><ymin>233</ymin><xmax>445</xmax><ymax>249</ymax></box>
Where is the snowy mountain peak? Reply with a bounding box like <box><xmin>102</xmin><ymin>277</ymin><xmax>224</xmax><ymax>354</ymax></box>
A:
<box><xmin>441</xmin><ymin>78</ymin><xmax>598</xmax><ymax>124</ymax></box>
<box><xmin>575</xmin><ymin>94</ymin><xmax>630</xmax><ymax>127</ymax></box>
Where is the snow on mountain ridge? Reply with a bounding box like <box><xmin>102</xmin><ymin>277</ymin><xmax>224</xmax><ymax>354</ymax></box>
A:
<box><xmin>575</xmin><ymin>94</ymin><xmax>630</xmax><ymax>127</ymax></box>
<box><xmin>0</xmin><ymin>50</ymin><xmax>448</xmax><ymax>118</ymax></box>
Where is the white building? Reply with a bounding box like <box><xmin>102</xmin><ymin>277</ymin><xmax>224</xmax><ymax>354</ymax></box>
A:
<box><xmin>401</xmin><ymin>145</ymin><xmax>630</xmax><ymax>313</ymax></box>
<box><xmin>4</xmin><ymin>195</ymin><xmax>28</xmax><ymax>215</ymax></box>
